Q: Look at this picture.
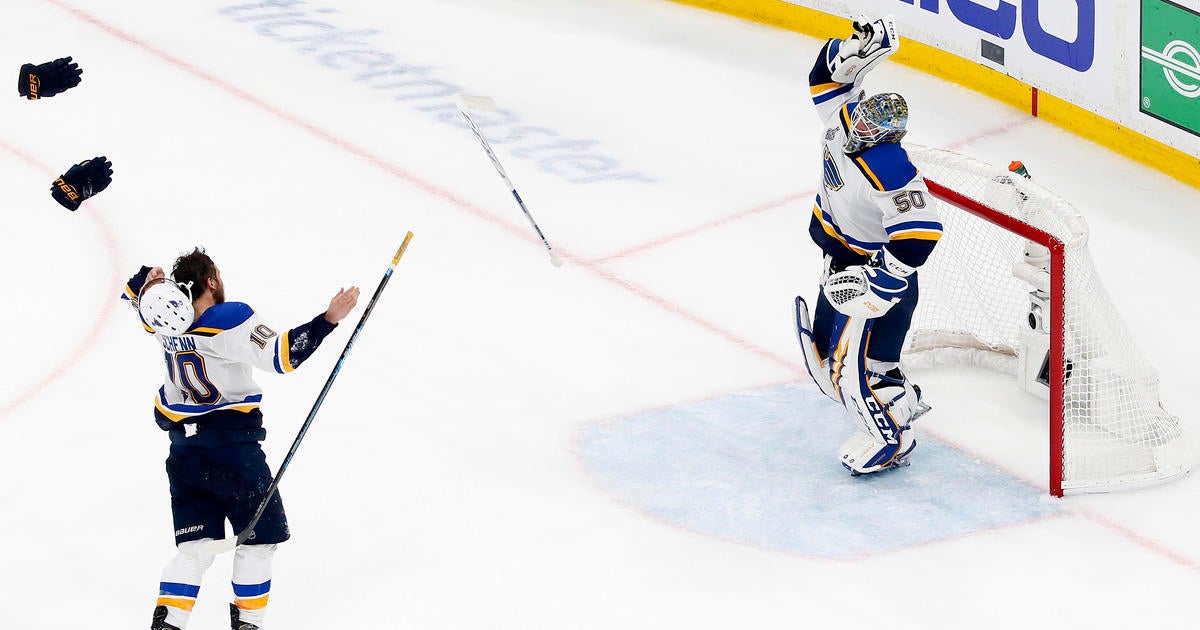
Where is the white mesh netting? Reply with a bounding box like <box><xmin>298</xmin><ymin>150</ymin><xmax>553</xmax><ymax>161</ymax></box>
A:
<box><xmin>904</xmin><ymin>146</ymin><xmax>1192</xmax><ymax>494</ymax></box>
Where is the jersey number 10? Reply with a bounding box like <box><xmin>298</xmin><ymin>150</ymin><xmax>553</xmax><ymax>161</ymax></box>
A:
<box><xmin>164</xmin><ymin>351</ymin><xmax>220</xmax><ymax>404</ymax></box>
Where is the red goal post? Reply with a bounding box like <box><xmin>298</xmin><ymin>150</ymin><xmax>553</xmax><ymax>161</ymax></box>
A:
<box><xmin>905</xmin><ymin>146</ymin><xmax>1191</xmax><ymax>496</ymax></box>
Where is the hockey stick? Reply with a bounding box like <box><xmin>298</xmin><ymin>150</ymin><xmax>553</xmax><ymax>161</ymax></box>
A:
<box><xmin>456</xmin><ymin>94</ymin><xmax>562</xmax><ymax>267</ymax></box>
<box><xmin>202</xmin><ymin>232</ymin><xmax>414</xmax><ymax>555</ymax></box>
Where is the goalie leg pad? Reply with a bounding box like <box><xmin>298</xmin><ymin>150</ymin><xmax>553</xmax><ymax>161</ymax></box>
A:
<box><xmin>840</xmin><ymin>427</ymin><xmax>916</xmax><ymax>475</ymax></box>
<box><xmin>828</xmin><ymin>312</ymin><xmax>928</xmax><ymax>474</ymax></box>
<box><xmin>794</xmin><ymin>295</ymin><xmax>839</xmax><ymax>402</ymax></box>
<box><xmin>828</xmin><ymin>311</ymin><xmax>882</xmax><ymax>412</ymax></box>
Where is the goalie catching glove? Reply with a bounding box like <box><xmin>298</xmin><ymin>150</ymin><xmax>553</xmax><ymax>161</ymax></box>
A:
<box><xmin>17</xmin><ymin>57</ymin><xmax>82</xmax><ymax>99</ymax></box>
<box><xmin>829</xmin><ymin>15</ymin><xmax>899</xmax><ymax>84</ymax></box>
<box><xmin>823</xmin><ymin>248</ymin><xmax>914</xmax><ymax>319</ymax></box>
<box><xmin>51</xmin><ymin>156</ymin><xmax>113</xmax><ymax>211</ymax></box>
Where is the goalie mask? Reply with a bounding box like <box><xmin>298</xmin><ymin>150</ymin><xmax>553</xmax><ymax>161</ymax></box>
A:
<box><xmin>138</xmin><ymin>278</ymin><xmax>195</xmax><ymax>336</ymax></box>
<box><xmin>844</xmin><ymin>92</ymin><xmax>909</xmax><ymax>154</ymax></box>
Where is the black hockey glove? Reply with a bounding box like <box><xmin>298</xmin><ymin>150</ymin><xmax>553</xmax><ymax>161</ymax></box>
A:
<box><xmin>18</xmin><ymin>57</ymin><xmax>82</xmax><ymax>99</ymax></box>
<box><xmin>51</xmin><ymin>156</ymin><xmax>113</xmax><ymax>211</ymax></box>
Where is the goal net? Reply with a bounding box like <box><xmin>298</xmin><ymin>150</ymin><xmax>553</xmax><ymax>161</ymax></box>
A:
<box><xmin>903</xmin><ymin>146</ymin><xmax>1192</xmax><ymax>495</ymax></box>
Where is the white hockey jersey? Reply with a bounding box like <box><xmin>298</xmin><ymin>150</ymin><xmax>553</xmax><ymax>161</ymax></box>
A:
<box><xmin>808</xmin><ymin>39</ymin><xmax>941</xmax><ymax>268</ymax></box>
<box><xmin>148</xmin><ymin>302</ymin><xmax>293</xmax><ymax>424</ymax></box>
<box><xmin>121</xmin><ymin>268</ymin><xmax>339</xmax><ymax>447</ymax></box>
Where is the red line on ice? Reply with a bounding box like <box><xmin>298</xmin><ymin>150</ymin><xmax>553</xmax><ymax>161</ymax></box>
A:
<box><xmin>0</xmin><ymin>140</ymin><xmax>124</xmax><ymax>418</ymax></box>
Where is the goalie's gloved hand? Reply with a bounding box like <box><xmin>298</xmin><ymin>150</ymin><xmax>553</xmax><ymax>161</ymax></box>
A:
<box><xmin>830</xmin><ymin>15</ymin><xmax>898</xmax><ymax>84</ymax></box>
<box><xmin>51</xmin><ymin>156</ymin><xmax>113</xmax><ymax>211</ymax></box>
<box><xmin>851</xmin><ymin>15</ymin><xmax>873</xmax><ymax>36</ymax></box>
<box><xmin>848</xmin><ymin>15</ymin><xmax>881</xmax><ymax>56</ymax></box>
<box><xmin>18</xmin><ymin>57</ymin><xmax>82</xmax><ymax>99</ymax></box>
<box><xmin>823</xmin><ymin>248</ymin><xmax>912</xmax><ymax>319</ymax></box>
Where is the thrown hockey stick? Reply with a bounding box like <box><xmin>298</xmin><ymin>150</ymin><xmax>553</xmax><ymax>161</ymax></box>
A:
<box><xmin>202</xmin><ymin>232</ymin><xmax>415</xmax><ymax>555</ymax></box>
<box><xmin>456</xmin><ymin>94</ymin><xmax>562</xmax><ymax>267</ymax></box>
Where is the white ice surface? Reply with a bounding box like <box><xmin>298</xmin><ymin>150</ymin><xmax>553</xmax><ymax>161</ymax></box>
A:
<box><xmin>2</xmin><ymin>0</ymin><xmax>1199</xmax><ymax>628</ymax></box>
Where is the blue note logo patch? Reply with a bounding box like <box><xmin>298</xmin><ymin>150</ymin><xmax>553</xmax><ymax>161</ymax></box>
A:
<box><xmin>823</xmin><ymin>146</ymin><xmax>845</xmax><ymax>191</ymax></box>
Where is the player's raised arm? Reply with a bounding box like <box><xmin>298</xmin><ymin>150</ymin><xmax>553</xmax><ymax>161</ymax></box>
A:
<box><xmin>121</xmin><ymin>265</ymin><xmax>166</xmax><ymax>334</ymax></box>
<box><xmin>122</xmin><ymin>266</ymin><xmax>155</xmax><ymax>303</ymax></box>
<box><xmin>231</xmin><ymin>286</ymin><xmax>361</xmax><ymax>375</ymax></box>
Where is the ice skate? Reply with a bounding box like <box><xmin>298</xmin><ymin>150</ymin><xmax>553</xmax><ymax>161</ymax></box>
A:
<box><xmin>150</xmin><ymin>606</ymin><xmax>181</xmax><ymax>630</ymax></box>
<box><xmin>230</xmin><ymin>603</ymin><xmax>262</xmax><ymax>630</ymax></box>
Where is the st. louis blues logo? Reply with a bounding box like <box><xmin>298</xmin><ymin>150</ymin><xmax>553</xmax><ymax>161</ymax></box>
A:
<box><xmin>823</xmin><ymin>146</ymin><xmax>845</xmax><ymax>191</ymax></box>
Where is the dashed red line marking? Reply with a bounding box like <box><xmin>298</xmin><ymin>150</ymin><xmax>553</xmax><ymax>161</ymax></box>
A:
<box><xmin>592</xmin><ymin>190</ymin><xmax>814</xmax><ymax>263</ymax></box>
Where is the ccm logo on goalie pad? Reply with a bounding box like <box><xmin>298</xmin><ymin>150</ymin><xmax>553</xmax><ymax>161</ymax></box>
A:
<box><xmin>867</xmin><ymin>400</ymin><xmax>900</xmax><ymax>444</ymax></box>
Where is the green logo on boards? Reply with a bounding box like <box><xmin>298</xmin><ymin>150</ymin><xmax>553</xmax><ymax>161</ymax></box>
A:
<box><xmin>1141</xmin><ymin>0</ymin><xmax>1200</xmax><ymax>136</ymax></box>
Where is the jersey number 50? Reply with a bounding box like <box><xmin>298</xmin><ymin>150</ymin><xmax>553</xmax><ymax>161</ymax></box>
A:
<box><xmin>892</xmin><ymin>190</ymin><xmax>926</xmax><ymax>213</ymax></box>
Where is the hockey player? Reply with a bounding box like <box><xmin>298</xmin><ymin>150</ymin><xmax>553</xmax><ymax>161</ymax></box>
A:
<box><xmin>793</xmin><ymin>15</ymin><xmax>941</xmax><ymax>476</ymax></box>
<box><xmin>123</xmin><ymin>248</ymin><xmax>360</xmax><ymax>630</ymax></box>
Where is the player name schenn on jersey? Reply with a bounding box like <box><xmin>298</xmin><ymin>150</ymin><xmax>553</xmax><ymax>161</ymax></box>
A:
<box><xmin>161</xmin><ymin>336</ymin><xmax>198</xmax><ymax>353</ymax></box>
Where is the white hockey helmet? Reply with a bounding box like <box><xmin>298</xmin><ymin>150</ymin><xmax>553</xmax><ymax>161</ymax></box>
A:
<box><xmin>138</xmin><ymin>278</ymin><xmax>195</xmax><ymax>335</ymax></box>
<box><xmin>844</xmin><ymin>92</ymin><xmax>909</xmax><ymax>153</ymax></box>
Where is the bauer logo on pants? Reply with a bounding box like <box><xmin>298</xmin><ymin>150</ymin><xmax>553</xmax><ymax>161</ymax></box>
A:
<box><xmin>1140</xmin><ymin>0</ymin><xmax>1200</xmax><ymax>136</ymax></box>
